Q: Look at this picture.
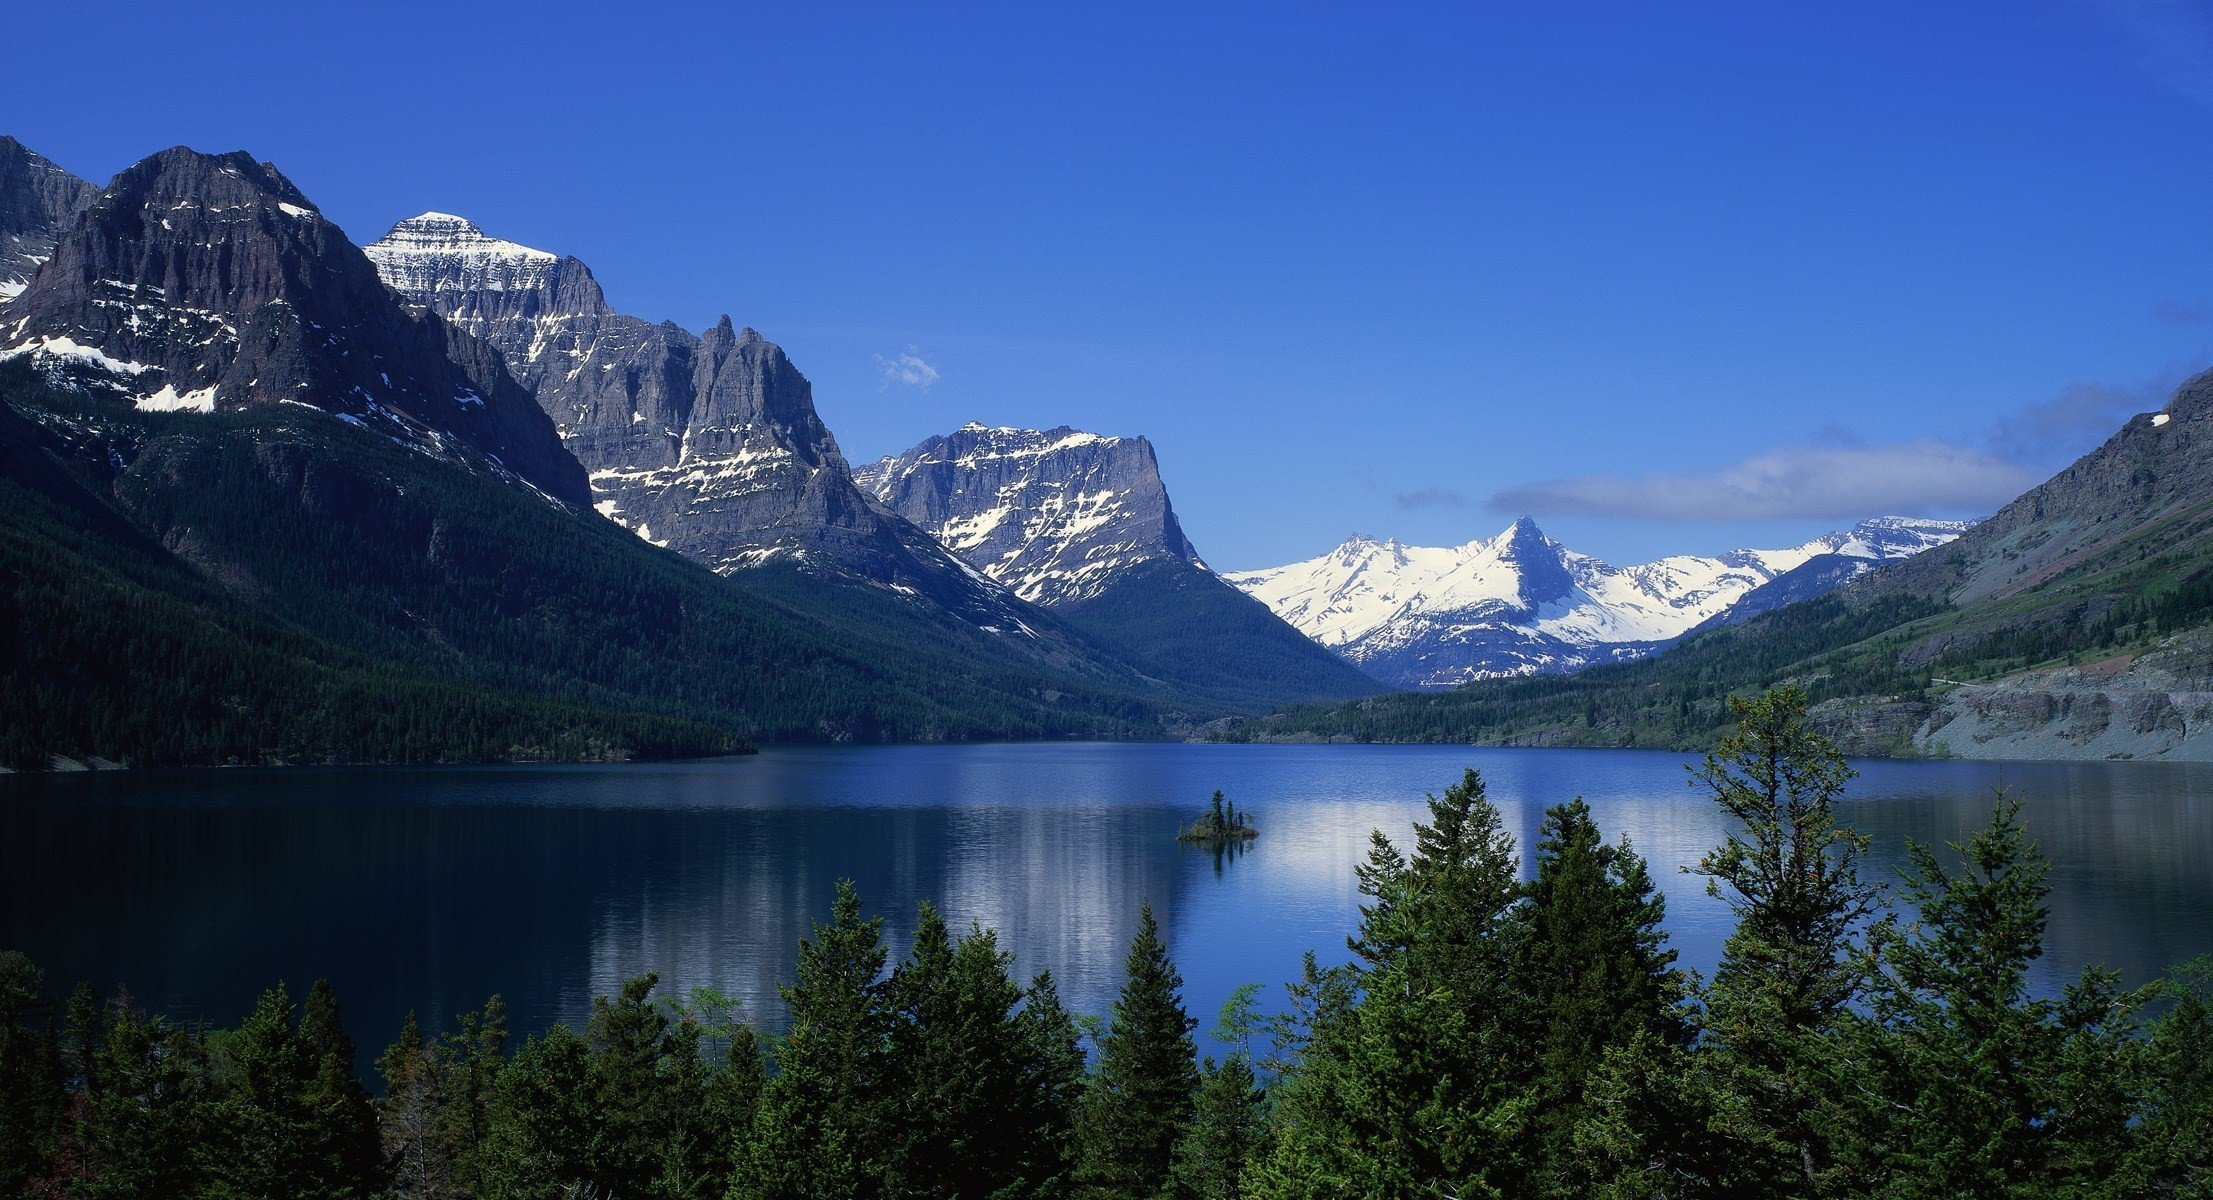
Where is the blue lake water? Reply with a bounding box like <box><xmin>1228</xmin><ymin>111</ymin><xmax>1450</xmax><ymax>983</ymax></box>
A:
<box><xmin>4</xmin><ymin>743</ymin><xmax>2210</xmax><ymax>1067</ymax></box>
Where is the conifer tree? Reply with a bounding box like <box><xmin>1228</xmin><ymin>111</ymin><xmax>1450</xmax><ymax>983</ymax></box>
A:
<box><xmin>1689</xmin><ymin>687</ymin><xmax>1874</xmax><ymax>1197</ymax></box>
<box><xmin>299</xmin><ymin>978</ymin><xmax>385</xmax><ymax>1199</ymax></box>
<box><xmin>1847</xmin><ymin>794</ymin><xmax>2139</xmax><ymax>1196</ymax></box>
<box><xmin>439</xmin><ymin>994</ymin><xmax>509</xmax><ymax>1197</ymax></box>
<box><xmin>78</xmin><ymin>996</ymin><xmax>210</xmax><ymax>1200</ymax></box>
<box><xmin>377</xmin><ymin>1012</ymin><xmax>456</xmax><ymax>1200</ymax></box>
<box><xmin>205</xmin><ymin>982</ymin><xmax>315</xmax><ymax>1199</ymax></box>
<box><xmin>581</xmin><ymin>973</ymin><xmax>677</xmax><ymax>1198</ymax></box>
<box><xmin>1520</xmin><ymin>799</ymin><xmax>1688</xmax><ymax>1187</ymax></box>
<box><xmin>1078</xmin><ymin>903</ymin><xmax>1200</xmax><ymax>1199</ymax></box>
<box><xmin>0</xmin><ymin>951</ymin><xmax>62</xmax><ymax>1198</ymax></box>
<box><xmin>477</xmin><ymin>1024</ymin><xmax>594</xmax><ymax>1200</ymax></box>
<box><xmin>1173</xmin><ymin>1054</ymin><xmax>1268</xmax><ymax>1200</ymax></box>
<box><xmin>1011</xmin><ymin>970</ymin><xmax>1089</xmax><ymax>1196</ymax></box>
<box><xmin>2117</xmin><ymin>957</ymin><xmax>2213</xmax><ymax>1193</ymax></box>
<box><xmin>737</xmin><ymin>879</ymin><xmax>893</xmax><ymax>1200</ymax></box>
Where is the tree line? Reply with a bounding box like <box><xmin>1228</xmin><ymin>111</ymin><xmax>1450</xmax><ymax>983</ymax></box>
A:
<box><xmin>4</xmin><ymin>687</ymin><xmax>2210</xmax><ymax>1198</ymax></box>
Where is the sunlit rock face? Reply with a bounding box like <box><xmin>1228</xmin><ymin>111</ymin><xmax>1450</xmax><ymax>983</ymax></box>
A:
<box><xmin>368</xmin><ymin>215</ymin><xmax>1020</xmax><ymax>617</ymax></box>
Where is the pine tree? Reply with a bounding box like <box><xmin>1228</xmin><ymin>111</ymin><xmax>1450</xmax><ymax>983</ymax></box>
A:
<box><xmin>204</xmin><ymin>982</ymin><xmax>315</xmax><ymax>1199</ymax></box>
<box><xmin>1689</xmin><ymin>687</ymin><xmax>1875</xmax><ymax>1197</ymax></box>
<box><xmin>1520</xmin><ymin>799</ymin><xmax>1688</xmax><ymax>1189</ymax></box>
<box><xmin>299</xmin><ymin>978</ymin><xmax>385</xmax><ymax>1199</ymax></box>
<box><xmin>1847</xmin><ymin>794</ymin><xmax>2140</xmax><ymax>1197</ymax></box>
<box><xmin>2117</xmin><ymin>957</ymin><xmax>2213</xmax><ymax>1193</ymax></box>
<box><xmin>1078</xmin><ymin>903</ymin><xmax>1200</xmax><ymax>1199</ymax></box>
<box><xmin>736</xmin><ymin>878</ymin><xmax>893</xmax><ymax>1200</ymax></box>
<box><xmin>377</xmin><ymin>1013</ymin><xmax>456</xmax><ymax>1200</ymax></box>
<box><xmin>476</xmin><ymin>1024</ymin><xmax>594</xmax><ymax>1200</ymax></box>
<box><xmin>78</xmin><ymin>996</ymin><xmax>210</xmax><ymax>1200</ymax></box>
<box><xmin>1256</xmin><ymin>768</ymin><xmax>1529</xmax><ymax>1199</ymax></box>
<box><xmin>0</xmin><ymin>951</ymin><xmax>63</xmax><ymax>1198</ymax></box>
<box><xmin>1173</xmin><ymin>1055</ymin><xmax>1267</xmax><ymax>1200</ymax></box>
<box><xmin>439</xmin><ymin>994</ymin><xmax>509</xmax><ymax>1197</ymax></box>
<box><xmin>582</xmin><ymin>973</ymin><xmax>676</xmax><ymax>1198</ymax></box>
<box><xmin>1011</xmin><ymin>970</ymin><xmax>1089</xmax><ymax>1197</ymax></box>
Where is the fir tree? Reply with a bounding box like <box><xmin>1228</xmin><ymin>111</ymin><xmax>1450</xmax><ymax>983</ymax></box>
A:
<box><xmin>1010</xmin><ymin>970</ymin><xmax>1089</xmax><ymax>1196</ymax></box>
<box><xmin>2117</xmin><ymin>957</ymin><xmax>2213</xmax><ymax>1193</ymax></box>
<box><xmin>476</xmin><ymin>1024</ymin><xmax>594</xmax><ymax>1200</ymax></box>
<box><xmin>299</xmin><ymin>978</ymin><xmax>385</xmax><ymax>1199</ymax></box>
<box><xmin>0</xmin><ymin>951</ymin><xmax>62</xmax><ymax>1198</ymax></box>
<box><xmin>1520</xmin><ymin>799</ymin><xmax>1688</xmax><ymax>1188</ymax></box>
<box><xmin>1689</xmin><ymin>687</ymin><xmax>1875</xmax><ymax>1197</ymax></box>
<box><xmin>1173</xmin><ymin>1055</ymin><xmax>1268</xmax><ymax>1200</ymax></box>
<box><xmin>1078</xmin><ymin>903</ymin><xmax>1200</xmax><ymax>1199</ymax></box>
<box><xmin>377</xmin><ymin>1013</ymin><xmax>456</xmax><ymax>1200</ymax></box>
<box><xmin>582</xmin><ymin>973</ymin><xmax>677</xmax><ymax>1198</ymax></box>
<box><xmin>737</xmin><ymin>879</ymin><xmax>893</xmax><ymax>1200</ymax></box>
<box><xmin>78</xmin><ymin>996</ymin><xmax>210</xmax><ymax>1200</ymax></box>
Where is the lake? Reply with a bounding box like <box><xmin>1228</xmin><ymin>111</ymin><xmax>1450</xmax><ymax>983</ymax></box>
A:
<box><xmin>4</xmin><ymin>743</ymin><xmax>2210</xmax><ymax>1069</ymax></box>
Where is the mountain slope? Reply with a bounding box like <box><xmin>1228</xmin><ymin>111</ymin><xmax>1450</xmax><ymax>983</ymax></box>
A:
<box><xmin>3</xmin><ymin>150</ymin><xmax>586</xmax><ymax>503</ymax></box>
<box><xmin>1216</xmin><ymin>377</ymin><xmax>2213</xmax><ymax>760</ymax></box>
<box><xmin>0</xmin><ymin>135</ymin><xmax>94</xmax><ymax>299</ymax></box>
<box><xmin>1227</xmin><ymin>516</ymin><xmax>1966</xmax><ymax>687</ymax></box>
<box><xmin>364</xmin><ymin>214</ymin><xmax>1025</xmax><ymax>624</ymax></box>
<box><xmin>0</xmin><ymin>357</ymin><xmax>1168</xmax><ymax>767</ymax></box>
<box><xmin>860</xmin><ymin>422</ymin><xmax>1386</xmax><ymax>708</ymax></box>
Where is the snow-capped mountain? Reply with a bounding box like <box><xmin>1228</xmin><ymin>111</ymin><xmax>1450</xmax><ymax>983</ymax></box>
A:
<box><xmin>2</xmin><ymin>149</ymin><xmax>585</xmax><ymax>503</ymax></box>
<box><xmin>861</xmin><ymin>422</ymin><xmax>1385</xmax><ymax>706</ymax></box>
<box><xmin>1226</xmin><ymin>516</ymin><xmax>1971</xmax><ymax>688</ymax></box>
<box><xmin>366</xmin><ymin>213</ymin><xmax>1025</xmax><ymax>621</ymax></box>
<box><xmin>856</xmin><ymin>423</ymin><xmax>1205</xmax><ymax>606</ymax></box>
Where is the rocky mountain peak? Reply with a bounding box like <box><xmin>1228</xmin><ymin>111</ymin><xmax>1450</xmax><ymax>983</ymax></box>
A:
<box><xmin>858</xmin><ymin>422</ymin><xmax>1202</xmax><ymax>606</ymax></box>
<box><xmin>0</xmin><ymin>135</ymin><xmax>96</xmax><ymax>300</ymax></box>
<box><xmin>3</xmin><ymin>144</ymin><xmax>587</xmax><ymax>504</ymax></box>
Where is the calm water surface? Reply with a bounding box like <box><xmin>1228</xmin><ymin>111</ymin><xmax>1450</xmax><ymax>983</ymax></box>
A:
<box><xmin>3</xmin><ymin>744</ymin><xmax>2209</xmax><ymax>1066</ymax></box>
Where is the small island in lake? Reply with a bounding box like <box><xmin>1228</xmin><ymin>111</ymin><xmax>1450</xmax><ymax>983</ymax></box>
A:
<box><xmin>1178</xmin><ymin>789</ymin><xmax>1257</xmax><ymax>843</ymax></box>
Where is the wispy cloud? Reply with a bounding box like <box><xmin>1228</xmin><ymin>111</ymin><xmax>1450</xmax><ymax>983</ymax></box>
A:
<box><xmin>1487</xmin><ymin>362</ymin><xmax>2212</xmax><ymax>525</ymax></box>
<box><xmin>1488</xmin><ymin>441</ymin><xmax>2040</xmax><ymax>522</ymax></box>
<box><xmin>876</xmin><ymin>346</ymin><xmax>940</xmax><ymax>391</ymax></box>
<box><xmin>1394</xmin><ymin>486</ymin><xmax>1470</xmax><ymax>510</ymax></box>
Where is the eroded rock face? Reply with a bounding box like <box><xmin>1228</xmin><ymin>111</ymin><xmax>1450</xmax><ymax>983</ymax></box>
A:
<box><xmin>856</xmin><ymin>423</ymin><xmax>1203</xmax><ymax>606</ymax></box>
<box><xmin>3</xmin><ymin>148</ymin><xmax>585</xmax><ymax>504</ymax></box>
<box><xmin>0</xmin><ymin>135</ymin><xmax>95</xmax><ymax>299</ymax></box>
<box><xmin>366</xmin><ymin>215</ymin><xmax>1010</xmax><ymax>609</ymax></box>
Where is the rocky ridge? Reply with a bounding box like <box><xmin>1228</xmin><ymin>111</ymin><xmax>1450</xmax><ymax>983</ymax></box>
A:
<box><xmin>2</xmin><ymin>150</ymin><xmax>585</xmax><ymax>503</ymax></box>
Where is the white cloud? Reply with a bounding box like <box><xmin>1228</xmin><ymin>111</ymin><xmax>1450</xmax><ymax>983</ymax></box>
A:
<box><xmin>1489</xmin><ymin>441</ymin><xmax>2040</xmax><ymax>522</ymax></box>
<box><xmin>876</xmin><ymin>346</ymin><xmax>940</xmax><ymax>392</ymax></box>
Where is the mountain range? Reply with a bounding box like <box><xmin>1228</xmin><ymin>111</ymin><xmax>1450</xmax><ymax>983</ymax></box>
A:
<box><xmin>1226</xmin><ymin>516</ymin><xmax>1969</xmax><ymax>688</ymax></box>
<box><xmin>1219</xmin><ymin>375</ymin><xmax>2213</xmax><ymax>759</ymax></box>
<box><xmin>6</xmin><ymin>131</ymin><xmax>2207</xmax><ymax>765</ymax></box>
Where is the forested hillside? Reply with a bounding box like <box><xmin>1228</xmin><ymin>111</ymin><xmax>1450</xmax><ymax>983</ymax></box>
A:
<box><xmin>0</xmin><ymin>361</ymin><xmax>1167</xmax><ymax>768</ymax></box>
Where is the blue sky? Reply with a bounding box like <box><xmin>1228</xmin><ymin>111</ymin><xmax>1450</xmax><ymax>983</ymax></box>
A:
<box><xmin>7</xmin><ymin>1</ymin><xmax>2212</xmax><ymax>568</ymax></box>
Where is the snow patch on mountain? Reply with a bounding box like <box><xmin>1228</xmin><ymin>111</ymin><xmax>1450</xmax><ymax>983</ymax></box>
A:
<box><xmin>1226</xmin><ymin>516</ymin><xmax>1971</xmax><ymax>688</ymax></box>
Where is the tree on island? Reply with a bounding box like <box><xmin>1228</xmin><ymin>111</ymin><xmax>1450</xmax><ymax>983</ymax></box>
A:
<box><xmin>1179</xmin><ymin>791</ymin><xmax>1256</xmax><ymax>844</ymax></box>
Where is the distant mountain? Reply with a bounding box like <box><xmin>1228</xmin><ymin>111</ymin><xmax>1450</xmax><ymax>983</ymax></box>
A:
<box><xmin>1217</xmin><ymin>376</ymin><xmax>2213</xmax><ymax>760</ymax></box>
<box><xmin>1227</xmin><ymin>516</ymin><xmax>1969</xmax><ymax>688</ymax></box>
<box><xmin>0</xmin><ymin>136</ymin><xmax>94</xmax><ymax>299</ymax></box>
<box><xmin>2</xmin><ymin>150</ymin><xmax>585</xmax><ymax>503</ymax></box>
<box><xmin>364</xmin><ymin>214</ymin><xmax>1025</xmax><ymax>626</ymax></box>
<box><xmin>861</xmin><ymin>423</ymin><xmax>1386</xmax><ymax>708</ymax></box>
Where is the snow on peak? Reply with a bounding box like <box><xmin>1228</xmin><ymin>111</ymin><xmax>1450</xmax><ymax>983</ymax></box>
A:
<box><xmin>1227</xmin><ymin>515</ymin><xmax>1970</xmax><ymax>686</ymax></box>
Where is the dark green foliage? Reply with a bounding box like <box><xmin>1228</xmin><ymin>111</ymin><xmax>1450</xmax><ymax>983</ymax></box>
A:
<box><xmin>1173</xmin><ymin>1055</ymin><xmax>1267</xmax><ymax>1200</ymax></box>
<box><xmin>1178</xmin><ymin>791</ymin><xmax>1256</xmax><ymax>844</ymax></box>
<box><xmin>0</xmin><ymin>362</ymin><xmax>1231</xmax><ymax>771</ymax></box>
<box><xmin>9</xmin><ymin>704</ymin><xmax>2212</xmax><ymax>1199</ymax></box>
<box><xmin>1053</xmin><ymin>556</ymin><xmax>1389</xmax><ymax>712</ymax></box>
<box><xmin>738</xmin><ymin>879</ymin><xmax>894</xmax><ymax>1200</ymax></box>
<box><xmin>1690</xmin><ymin>687</ymin><xmax>1877</xmax><ymax>1197</ymax></box>
<box><xmin>1078</xmin><ymin>904</ymin><xmax>1200</xmax><ymax>1199</ymax></box>
<box><xmin>1255</xmin><ymin>770</ymin><xmax>1529</xmax><ymax>1198</ymax></box>
<box><xmin>0</xmin><ymin>951</ymin><xmax>64</xmax><ymax>1199</ymax></box>
<box><xmin>1520</xmin><ymin>799</ymin><xmax>1690</xmax><ymax>1192</ymax></box>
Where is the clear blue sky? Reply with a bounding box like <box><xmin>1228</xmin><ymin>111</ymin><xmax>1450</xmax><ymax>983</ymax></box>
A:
<box><xmin>7</xmin><ymin>1</ymin><xmax>2211</xmax><ymax>568</ymax></box>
